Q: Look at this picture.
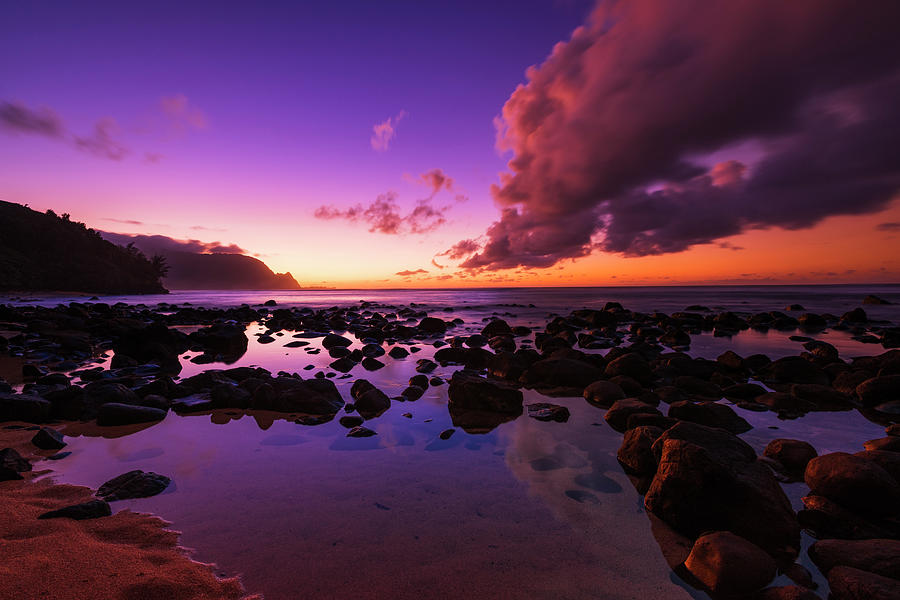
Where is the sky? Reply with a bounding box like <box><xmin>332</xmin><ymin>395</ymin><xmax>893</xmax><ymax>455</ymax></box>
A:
<box><xmin>2</xmin><ymin>0</ymin><xmax>899</xmax><ymax>288</ymax></box>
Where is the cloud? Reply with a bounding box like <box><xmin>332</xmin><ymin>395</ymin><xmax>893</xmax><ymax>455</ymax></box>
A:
<box><xmin>877</xmin><ymin>222</ymin><xmax>900</xmax><ymax>231</ymax></box>
<box><xmin>160</xmin><ymin>94</ymin><xmax>208</xmax><ymax>130</ymax></box>
<box><xmin>144</xmin><ymin>152</ymin><xmax>164</xmax><ymax>164</ymax></box>
<box><xmin>314</xmin><ymin>191</ymin><xmax>449</xmax><ymax>235</ymax></box>
<box><xmin>74</xmin><ymin>117</ymin><xmax>129</xmax><ymax>160</ymax></box>
<box><xmin>395</xmin><ymin>268</ymin><xmax>429</xmax><ymax>277</ymax></box>
<box><xmin>431</xmin><ymin>258</ymin><xmax>445</xmax><ymax>269</ymax></box>
<box><xmin>452</xmin><ymin>0</ymin><xmax>900</xmax><ymax>270</ymax></box>
<box><xmin>419</xmin><ymin>168</ymin><xmax>454</xmax><ymax>195</ymax></box>
<box><xmin>371</xmin><ymin>110</ymin><xmax>406</xmax><ymax>152</ymax></box>
<box><xmin>100</xmin><ymin>232</ymin><xmax>247</xmax><ymax>255</ymax></box>
<box><xmin>438</xmin><ymin>239</ymin><xmax>480</xmax><ymax>261</ymax></box>
<box><xmin>0</xmin><ymin>101</ymin><xmax>64</xmax><ymax>137</ymax></box>
<box><xmin>103</xmin><ymin>218</ymin><xmax>145</xmax><ymax>226</ymax></box>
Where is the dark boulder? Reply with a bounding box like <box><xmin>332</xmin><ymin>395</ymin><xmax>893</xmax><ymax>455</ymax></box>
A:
<box><xmin>0</xmin><ymin>447</ymin><xmax>31</xmax><ymax>481</ymax></box>
<box><xmin>0</xmin><ymin>393</ymin><xmax>51</xmax><ymax>423</ymax></box>
<box><xmin>764</xmin><ymin>439</ymin><xmax>817</xmax><ymax>478</ymax></box>
<box><xmin>761</xmin><ymin>357</ymin><xmax>829</xmax><ymax>386</ymax></box>
<box><xmin>646</xmin><ymin>428</ymin><xmax>799</xmax><ymax>563</ymax></box>
<box><xmin>520</xmin><ymin>357</ymin><xmax>604</xmax><ymax>395</ymax></box>
<box><xmin>604</xmin><ymin>399</ymin><xmax>662</xmax><ymax>432</ymax></box>
<box><xmin>684</xmin><ymin>531</ymin><xmax>777</xmax><ymax>596</ymax></box>
<box><xmin>805</xmin><ymin>453</ymin><xmax>900</xmax><ymax>517</ymax></box>
<box><xmin>448</xmin><ymin>370</ymin><xmax>523</xmax><ymax>433</ymax></box>
<box><xmin>667</xmin><ymin>400</ymin><xmax>752</xmax><ymax>434</ymax></box>
<box><xmin>482</xmin><ymin>319</ymin><xmax>512</xmax><ymax>338</ymax></box>
<box><xmin>31</xmin><ymin>427</ymin><xmax>66</xmax><ymax>450</ymax></box>
<box><xmin>188</xmin><ymin>323</ymin><xmax>248</xmax><ymax>361</ymax></box>
<box><xmin>97</xmin><ymin>470</ymin><xmax>171</xmax><ymax>501</ymax></box>
<box><xmin>809</xmin><ymin>538</ymin><xmax>900</xmax><ymax>580</ymax></box>
<box><xmin>97</xmin><ymin>403</ymin><xmax>166</xmax><ymax>426</ymax></box>
<box><xmin>38</xmin><ymin>499</ymin><xmax>111</xmax><ymax>520</ymax></box>
<box><xmin>827</xmin><ymin>566</ymin><xmax>900</xmax><ymax>600</ymax></box>
<box><xmin>526</xmin><ymin>403</ymin><xmax>570</xmax><ymax>422</ymax></box>
<box><xmin>856</xmin><ymin>375</ymin><xmax>900</xmax><ymax>407</ymax></box>
<box><xmin>583</xmin><ymin>380</ymin><xmax>626</xmax><ymax>408</ymax></box>
<box><xmin>417</xmin><ymin>317</ymin><xmax>447</xmax><ymax>335</ymax></box>
<box><xmin>252</xmin><ymin>377</ymin><xmax>344</xmax><ymax>414</ymax></box>
<box><xmin>604</xmin><ymin>353</ymin><xmax>653</xmax><ymax>385</ymax></box>
<box><xmin>617</xmin><ymin>425</ymin><xmax>664</xmax><ymax>476</ymax></box>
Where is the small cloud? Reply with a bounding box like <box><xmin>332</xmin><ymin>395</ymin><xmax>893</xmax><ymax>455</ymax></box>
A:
<box><xmin>438</xmin><ymin>238</ymin><xmax>480</xmax><ymax>260</ymax></box>
<box><xmin>100</xmin><ymin>231</ymin><xmax>247</xmax><ymax>255</ymax></box>
<box><xmin>103</xmin><ymin>218</ymin><xmax>144</xmax><ymax>226</ymax></box>
<box><xmin>0</xmin><ymin>101</ymin><xmax>64</xmax><ymax>137</ymax></box>
<box><xmin>371</xmin><ymin>110</ymin><xmax>406</xmax><ymax>152</ymax></box>
<box><xmin>876</xmin><ymin>222</ymin><xmax>900</xmax><ymax>231</ymax></box>
<box><xmin>431</xmin><ymin>258</ymin><xmax>445</xmax><ymax>269</ymax></box>
<box><xmin>395</xmin><ymin>268</ymin><xmax>428</xmax><ymax>277</ymax></box>
<box><xmin>74</xmin><ymin>117</ymin><xmax>129</xmax><ymax>160</ymax></box>
<box><xmin>144</xmin><ymin>152</ymin><xmax>164</xmax><ymax>164</ymax></box>
<box><xmin>160</xmin><ymin>94</ymin><xmax>208</xmax><ymax>130</ymax></box>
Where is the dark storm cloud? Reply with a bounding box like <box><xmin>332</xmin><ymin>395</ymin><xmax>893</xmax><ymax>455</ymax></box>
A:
<box><xmin>101</xmin><ymin>232</ymin><xmax>247</xmax><ymax>255</ymax></box>
<box><xmin>450</xmin><ymin>0</ymin><xmax>900</xmax><ymax>270</ymax></box>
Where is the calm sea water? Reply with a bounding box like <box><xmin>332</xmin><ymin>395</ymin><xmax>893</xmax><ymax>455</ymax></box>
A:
<box><xmin>18</xmin><ymin>285</ymin><xmax>898</xmax><ymax>599</ymax></box>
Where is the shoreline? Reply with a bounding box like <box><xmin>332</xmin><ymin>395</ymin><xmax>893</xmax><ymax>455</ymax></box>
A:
<box><xmin>0</xmin><ymin>425</ymin><xmax>260</xmax><ymax>600</ymax></box>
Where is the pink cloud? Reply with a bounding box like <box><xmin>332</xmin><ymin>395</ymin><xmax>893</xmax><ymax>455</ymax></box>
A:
<box><xmin>370</xmin><ymin>110</ymin><xmax>406</xmax><ymax>152</ymax></box>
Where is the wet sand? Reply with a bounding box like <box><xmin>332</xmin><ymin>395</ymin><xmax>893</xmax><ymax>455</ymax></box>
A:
<box><xmin>0</xmin><ymin>427</ymin><xmax>259</xmax><ymax>600</ymax></box>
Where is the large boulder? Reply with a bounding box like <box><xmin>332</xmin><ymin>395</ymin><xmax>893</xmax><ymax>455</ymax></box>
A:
<box><xmin>809</xmin><ymin>538</ymin><xmax>900</xmax><ymax>580</ymax></box>
<box><xmin>617</xmin><ymin>425</ymin><xmax>664</xmax><ymax>475</ymax></box>
<box><xmin>856</xmin><ymin>375</ymin><xmax>900</xmax><ymax>407</ymax></box>
<box><xmin>764</xmin><ymin>439</ymin><xmax>818</xmax><ymax>478</ymax></box>
<box><xmin>417</xmin><ymin>317</ymin><xmax>447</xmax><ymax>335</ymax></box>
<box><xmin>252</xmin><ymin>377</ymin><xmax>345</xmax><ymax>415</ymax></box>
<box><xmin>188</xmin><ymin>323</ymin><xmax>248</xmax><ymax>361</ymax></box>
<box><xmin>684</xmin><ymin>531</ymin><xmax>777</xmax><ymax>595</ymax></box>
<box><xmin>761</xmin><ymin>357</ymin><xmax>829</xmax><ymax>386</ymax></box>
<box><xmin>0</xmin><ymin>447</ymin><xmax>31</xmax><ymax>481</ymax></box>
<box><xmin>96</xmin><ymin>403</ymin><xmax>167</xmax><ymax>426</ymax></box>
<box><xmin>448</xmin><ymin>370</ymin><xmax>523</xmax><ymax>433</ymax></box>
<box><xmin>604</xmin><ymin>353</ymin><xmax>653</xmax><ymax>385</ymax></box>
<box><xmin>97</xmin><ymin>470</ymin><xmax>170</xmax><ymax>501</ymax></box>
<box><xmin>805</xmin><ymin>453</ymin><xmax>900</xmax><ymax>517</ymax></box>
<box><xmin>112</xmin><ymin>322</ymin><xmax>186</xmax><ymax>373</ymax></box>
<box><xmin>0</xmin><ymin>393</ymin><xmax>52</xmax><ymax>423</ymax></box>
<box><xmin>667</xmin><ymin>400</ymin><xmax>751</xmax><ymax>434</ymax></box>
<box><xmin>645</xmin><ymin>425</ymin><xmax>800</xmax><ymax>563</ymax></box>
<box><xmin>520</xmin><ymin>357</ymin><xmax>604</xmax><ymax>395</ymax></box>
<box><xmin>583</xmin><ymin>380</ymin><xmax>626</xmax><ymax>408</ymax></box>
<box><xmin>827</xmin><ymin>566</ymin><xmax>900</xmax><ymax>600</ymax></box>
<box><xmin>604</xmin><ymin>399</ymin><xmax>662</xmax><ymax>432</ymax></box>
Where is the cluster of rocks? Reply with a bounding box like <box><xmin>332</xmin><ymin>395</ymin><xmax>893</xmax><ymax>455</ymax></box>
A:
<box><xmin>2</xmin><ymin>297</ymin><xmax>900</xmax><ymax>598</ymax></box>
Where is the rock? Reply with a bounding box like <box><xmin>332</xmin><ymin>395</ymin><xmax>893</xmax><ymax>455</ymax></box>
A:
<box><xmin>31</xmin><ymin>427</ymin><xmax>66</xmax><ymax>450</ymax></box>
<box><xmin>253</xmin><ymin>377</ymin><xmax>344</xmax><ymax>415</ymax></box>
<box><xmin>339</xmin><ymin>415</ymin><xmax>364</xmax><ymax>428</ymax></box>
<box><xmin>754</xmin><ymin>585</ymin><xmax>822</xmax><ymax>600</ymax></box>
<box><xmin>520</xmin><ymin>356</ymin><xmax>605</xmax><ymax>395</ymax></box>
<box><xmin>863</xmin><ymin>295</ymin><xmax>892</xmax><ymax>305</ymax></box>
<box><xmin>322</xmin><ymin>333</ymin><xmax>352</xmax><ymax>349</ymax></box>
<box><xmin>97</xmin><ymin>470</ymin><xmax>171</xmax><ymax>501</ymax></box>
<box><xmin>188</xmin><ymin>323</ymin><xmax>248</xmax><ymax>360</ymax></box>
<box><xmin>604</xmin><ymin>353</ymin><xmax>653</xmax><ymax>385</ymax></box>
<box><xmin>805</xmin><ymin>453</ymin><xmax>900</xmax><ymax>517</ymax></box>
<box><xmin>646</xmin><ymin>429</ymin><xmax>799</xmax><ymax>563</ymax></box>
<box><xmin>388</xmin><ymin>346</ymin><xmax>409</xmax><ymax>359</ymax></box>
<box><xmin>354</xmin><ymin>387</ymin><xmax>391</xmax><ymax>420</ymax></box>
<box><xmin>417</xmin><ymin>317</ymin><xmax>447</xmax><ymax>335</ymax></box>
<box><xmin>617</xmin><ymin>425</ymin><xmax>664</xmax><ymax>475</ymax></box>
<box><xmin>723</xmin><ymin>383</ymin><xmax>767</xmax><ymax>401</ymax></box>
<box><xmin>809</xmin><ymin>538</ymin><xmax>900</xmax><ymax>580</ymax></box>
<box><xmin>856</xmin><ymin>375</ymin><xmax>900</xmax><ymax>407</ymax></box>
<box><xmin>764</xmin><ymin>439</ymin><xmax>817</xmax><ymax>477</ymax></box>
<box><xmin>0</xmin><ymin>393</ymin><xmax>52</xmax><ymax>423</ymax></box>
<box><xmin>347</xmin><ymin>426</ymin><xmax>376</xmax><ymax>438</ymax></box>
<box><xmin>798</xmin><ymin>494</ymin><xmax>899</xmax><ymax>540</ymax></box>
<box><xmin>841</xmin><ymin>307</ymin><xmax>868</xmax><ymax>323</ymax></box>
<box><xmin>667</xmin><ymin>400</ymin><xmax>752</xmax><ymax>434</ymax></box>
<box><xmin>855</xmin><ymin>450</ymin><xmax>900</xmax><ymax>482</ymax></box>
<box><xmin>827</xmin><ymin>566</ymin><xmax>900</xmax><ymax>600</ymax></box>
<box><xmin>762</xmin><ymin>357</ymin><xmax>829</xmax><ymax>386</ymax></box>
<box><xmin>361</xmin><ymin>357</ymin><xmax>385</xmax><ymax>371</ymax></box>
<box><xmin>790</xmin><ymin>384</ymin><xmax>853</xmax><ymax>410</ymax></box>
<box><xmin>526</xmin><ymin>403</ymin><xmax>570</xmax><ymax>422</ymax></box>
<box><xmin>684</xmin><ymin>531</ymin><xmax>777</xmax><ymax>595</ymax></box>
<box><xmin>652</xmin><ymin>421</ymin><xmax>756</xmax><ymax>464</ymax></box>
<box><xmin>448</xmin><ymin>370</ymin><xmax>523</xmax><ymax>433</ymax></box>
<box><xmin>38</xmin><ymin>499</ymin><xmax>111</xmax><ymax>520</ymax></box>
<box><xmin>400</xmin><ymin>385</ymin><xmax>425</xmax><ymax>401</ymax></box>
<box><xmin>864</xmin><ymin>436</ymin><xmax>900</xmax><ymax>452</ymax></box>
<box><xmin>415</xmin><ymin>359</ymin><xmax>438</xmax><ymax>373</ymax></box>
<box><xmin>97</xmin><ymin>403</ymin><xmax>166</xmax><ymax>426</ymax></box>
<box><xmin>439</xmin><ymin>428</ymin><xmax>455</xmax><ymax>440</ymax></box>
<box><xmin>674</xmin><ymin>375</ymin><xmax>722</xmax><ymax>399</ymax></box>
<box><xmin>583</xmin><ymin>380</ymin><xmax>626</xmax><ymax>408</ymax></box>
<box><xmin>604</xmin><ymin>398</ymin><xmax>662</xmax><ymax>432</ymax></box>
<box><xmin>0</xmin><ymin>447</ymin><xmax>31</xmax><ymax>481</ymax></box>
<box><xmin>83</xmin><ymin>381</ymin><xmax>140</xmax><ymax>408</ymax></box>
<box><xmin>482</xmin><ymin>319</ymin><xmax>512</xmax><ymax>338</ymax></box>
